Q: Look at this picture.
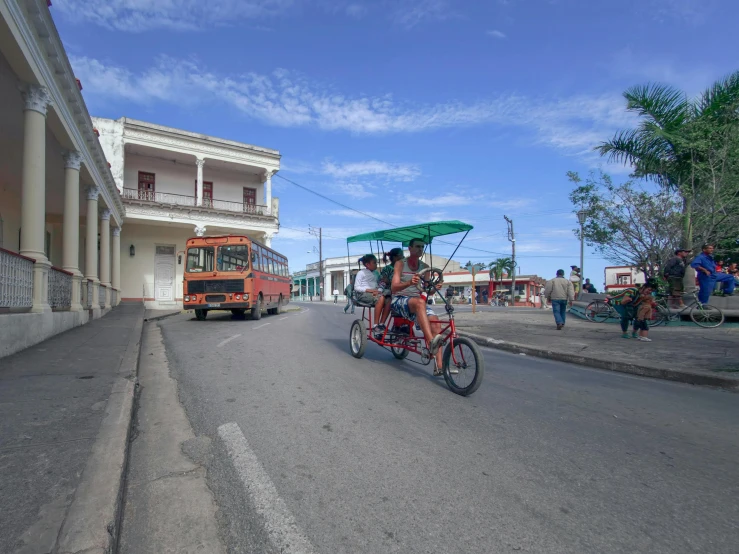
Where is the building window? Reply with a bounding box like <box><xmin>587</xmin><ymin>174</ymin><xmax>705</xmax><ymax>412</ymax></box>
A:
<box><xmin>138</xmin><ymin>172</ymin><xmax>155</xmax><ymax>200</ymax></box>
<box><xmin>195</xmin><ymin>181</ymin><xmax>214</xmax><ymax>207</ymax></box>
<box><xmin>616</xmin><ymin>273</ymin><xmax>632</xmax><ymax>285</ymax></box>
<box><xmin>243</xmin><ymin>187</ymin><xmax>256</xmax><ymax>213</ymax></box>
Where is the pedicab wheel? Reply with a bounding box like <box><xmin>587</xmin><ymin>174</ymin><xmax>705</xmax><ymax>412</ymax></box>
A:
<box><xmin>195</xmin><ymin>309</ymin><xmax>207</xmax><ymax>321</ymax></box>
<box><xmin>391</xmin><ymin>345</ymin><xmax>409</xmax><ymax>360</ymax></box>
<box><xmin>442</xmin><ymin>336</ymin><xmax>484</xmax><ymax>396</ymax></box>
<box><xmin>585</xmin><ymin>300</ymin><xmax>610</xmax><ymax>323</ymax></box>
<box><xmin>690</xmin><ymin>304</ymin><xmax>724</xmax><ymax>328</ymax></box>
<box><xmin>350</xmin><ymin>320</ymin><xmax>367</xmax><ymax>358</ymax></box>
<box><xmin>251</xmin><ymin>295</ymin><xmax>262</xmax><ymax>320</ymax></box>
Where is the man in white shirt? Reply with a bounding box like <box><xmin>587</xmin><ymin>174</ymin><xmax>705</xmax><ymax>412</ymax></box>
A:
<box><xmin>332</xmin><ymin>288</ymin><xmax>339</xmax><ymax>303</ymax></box>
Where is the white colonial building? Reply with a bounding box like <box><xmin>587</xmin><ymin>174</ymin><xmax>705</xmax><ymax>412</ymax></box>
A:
<box><xmin>0</xmin><ymin>0</ymin><xmax>124</xmax><ymax>356</ymax></box>
<box><xmin>92</xmin><ymin>117</ymin><xmax>280</xmax><ymax>309</ymax></box>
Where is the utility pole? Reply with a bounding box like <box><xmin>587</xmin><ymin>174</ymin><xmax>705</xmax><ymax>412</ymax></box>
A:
<box><xmin>309</xmin><ymin>225</ymin><xmax>323</xmax><ymax>301</ymax></box>
<box><xmin>504</xmin><ymin>215</ymin><xmax>516</xmax><ymax>307</ymax></box>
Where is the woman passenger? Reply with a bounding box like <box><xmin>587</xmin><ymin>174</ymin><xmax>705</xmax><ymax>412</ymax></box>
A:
<box><xmin>374</xmin><ymin>248</ymin><xmax>404</xmax><ymax>336</ymax></box>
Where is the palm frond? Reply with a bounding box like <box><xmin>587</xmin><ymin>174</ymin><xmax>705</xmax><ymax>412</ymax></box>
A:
<box><xmin>697</xmin><ymin>70</ymin><xmax>739</xmax><ymax>119</ymax></box>
<box><xmin>623</xmin><ymin>83</ymin><xmax>690</xmax><ymax>129</ymax></box>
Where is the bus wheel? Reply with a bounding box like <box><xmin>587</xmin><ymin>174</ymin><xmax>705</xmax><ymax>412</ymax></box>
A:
<box><xmin>195</xmin><ymin>309</ymin><xmax>207</xmax><ymax>321</ymax></box>
<box><xmin>251</xmin><ymin>295</ymin><xmax>262</xmax><ymax>320</ymax></box>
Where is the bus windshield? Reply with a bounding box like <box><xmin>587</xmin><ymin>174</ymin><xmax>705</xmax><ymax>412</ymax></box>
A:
<box><xmin>218</xmin><ymin>244</ymin><xmax>250</xmax><ymax>272</ymax></box>
<box><xmin>186</xmin><ymin>247</ymin><xmax>215</xmax><ymax>272</ymax></box>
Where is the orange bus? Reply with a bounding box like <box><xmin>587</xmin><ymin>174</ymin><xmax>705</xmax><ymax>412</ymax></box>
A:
<box><xmin>183</xmin><ymin>235</ymin><xmax>290</xmax><ymax>320</ymax></box>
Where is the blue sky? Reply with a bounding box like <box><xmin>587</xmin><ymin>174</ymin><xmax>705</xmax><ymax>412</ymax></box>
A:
<box><xmin>53</xmin><ymin>0</ymin><xmax>738</xmax><ymax>286</ymax></box>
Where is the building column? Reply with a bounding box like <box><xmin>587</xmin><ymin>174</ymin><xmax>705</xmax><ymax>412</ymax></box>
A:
<box><xmin>100</xmin><ymin>209</ymin><xmax>111</xmax><ymax>308</ymax></box>
<box><xmin>196</xmin><ymin>157</ymin><xmax>205</xmax><ymax>206</ymax></box>
<box><xmin>263</xmin><ymin>232</ymin><xmax>273</xmax><ymax>247</ymax></box>
<box><xmin>63</xmin><ymin>150</ymin><xmax>84</xmax><ymax>311</ymax></box>
<box><xmin>263</xmin><ymin>170</ymin><xmax>273</xmax><ymax>215</ymax></box>
<box><xmin>20</xmin><ymin>85</ymin><xmax>53</xmax><ymax>313</ymax></box>
<box><xmin>85</xmin><ymin>186</ymin><xmax>100</xmax><ymax>309</ymax></box>
<box><xmin>112</xmin><ymin>226</ymin><xmax>121</xmax><ymax>305</ymax></box>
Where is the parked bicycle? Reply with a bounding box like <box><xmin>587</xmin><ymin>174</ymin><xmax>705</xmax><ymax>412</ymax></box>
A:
<box><xmin>584</xmin><ymin>289</ymin><xmax>724</xmax><ymax>328</ymax></box>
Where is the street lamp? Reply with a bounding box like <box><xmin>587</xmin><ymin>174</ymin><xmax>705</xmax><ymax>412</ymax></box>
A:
<box><xmin>577</xmin><ymin>209</ymin><xmax>587</xmax><ymax>299</ymax></box>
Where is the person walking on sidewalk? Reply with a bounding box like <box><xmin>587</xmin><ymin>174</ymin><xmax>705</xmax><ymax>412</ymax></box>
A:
<box><xmin>663</xmin><ymin>248</ymin><xmax>690</xmax><ymax>308</ymax></box>
<box><xmin>543</xmin><ymin>269</ymin><xmax>575</xmax><ymax>330</ymax></box>
<box><xmin>612</xmin><ymin>280</ymin><xmax>656</xmax><ymax>339</ymax></box>
<box><xmin>539</xmin><ymin>289</ymin><xmax>548</xmax><ymax>309</ymax></box>
<box><xmin>691</xmin><ymin>244</ymin><xmax>735</xmax><ymax>303</ymax></box>
<box><xmin>332</xmin><ymin>288</ymin><xmax>339</xmax><ymax>304</ymax></box>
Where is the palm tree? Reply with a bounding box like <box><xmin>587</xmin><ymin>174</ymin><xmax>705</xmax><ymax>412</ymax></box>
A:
<box><xmin>596</xmin><ymin>71</ymin><xmax>739</xmax><ymax>249</ymax></box>
<box><xmin>488</xmin><ymin>257</ymin><xmax>513</xmax><ymax>292</ymax></box>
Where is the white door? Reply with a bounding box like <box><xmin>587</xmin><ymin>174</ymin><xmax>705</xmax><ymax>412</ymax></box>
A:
<box><xmin>155</xmin><ymin>245</ymin><xmax>175</xmax><ymax>302</ymax></box>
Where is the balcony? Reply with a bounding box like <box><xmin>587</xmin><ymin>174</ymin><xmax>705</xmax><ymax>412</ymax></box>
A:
<box><xmin>121</xmin><ymin>188</ymin><xmax>271</xmax><ymax>217</ymax></box>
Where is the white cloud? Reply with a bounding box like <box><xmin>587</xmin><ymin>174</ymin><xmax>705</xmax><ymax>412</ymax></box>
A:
<box><xmin>408</xmin><ymin>193</ymin><xmax>476</xmax><ymax>207</ymax></box>
<box><xmin>324</xmin><ymin>209</ymin><xmax>401</xmax><ymax>220</ymax></box>
<box><xmin>486</xmin><ymin>29</ymin><xmax>506</xmax><ymax>39</ymax></box>
<box><xmin>335</xmin><ymin>183</ymin><xmax>375</xmax><ymax>198</ymax></box>
<box><xmin>54</xmin><ymin>0</ymin><xmax>295</xmax><ymax>32</ymax></box>
<box><xmin>72</xmin><ymin>55</ymin><xmax>638</xmax><ymax>164</ymax></box>
<box><xmin>345</xmin><ymin>3</ymin><xmax>368</xmax><ymax>18</ymax></box>
<box><xmin>322</xmin><ymin>160</ymin><xmax>420</xmax><ymax>181</ymax></box>
<box><xmin>488</xmin><ymin>199</ymin><xmax>532</xmax><ymax>209</ymax></box>
<box><xmin>391</xmin><ymin>0</ymin><xmax>452</xmax><ymax>28</ymax></box>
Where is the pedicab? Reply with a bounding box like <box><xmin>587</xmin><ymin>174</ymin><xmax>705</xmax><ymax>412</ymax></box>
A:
<box><xmin>346</xmin><ymin>221</ymin><xmax>484</xmax><ymax>396</ymax></box>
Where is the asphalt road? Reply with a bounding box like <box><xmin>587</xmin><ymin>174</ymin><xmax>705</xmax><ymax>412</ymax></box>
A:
<box><xmin>157</xmin><ymin>301</ymin><xmax>739</xmax><ymax>554</ymax></box>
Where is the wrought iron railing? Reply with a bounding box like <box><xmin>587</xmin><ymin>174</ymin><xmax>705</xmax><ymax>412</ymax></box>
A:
<box><xmin>0</xmin><ymin>248</ymin><xmax>34</xmax><ymax>308</ymax></box>
<box><xmin>48</xmin><ymin>266</ymin><xmax>72</xmax><ymax>310</ymax></box>
<box><xmin>99</xmin><ymin>284</ymin><xmax>106</xmax><ymax>308</ymax></box>
<box><xmin>121</xmin><ymin>188</ymin><xmax>269</xmax><ymax>216</ymax></box>
<box><xmin>85</xmin><ymin>279</ymin><xmax>93</xmax><ymax>309</ymax></box>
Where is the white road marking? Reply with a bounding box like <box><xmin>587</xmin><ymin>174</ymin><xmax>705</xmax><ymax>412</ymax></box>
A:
<box><xmin>217</xmin><ymin>423</ymin><xmax>317</xmax><ymax>554</ymax></box>
<box><xmin>279</xmin><ymin>317</ymin><xmax>288</xmax><ymax>320</ymax></box>
<box><xmin>216</xmin><ymin>334</ymin><xmax>241</xmax><ymax>348</ymax></box>
<box><xmin>253</xmin><ymin>323</ymin><xmax>271</xmax><ymax>329</ymax></box>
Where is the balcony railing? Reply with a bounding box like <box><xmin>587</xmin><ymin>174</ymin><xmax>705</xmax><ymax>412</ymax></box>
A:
<box><xmin>121</xmin><ymin>188</ymin><xmax>270</xmax><ymax>216</ymax></box>
<box><xmin>48</xmin><ymin>266</ymin><xmax>72</xmax><ymax>310</ymax></box>
<box><xmin>0</xmin><ymin>248</ymin><xmax>34</xmax><ymax>308</ymax></box>
<box><xmin>99</xmin><ymin>284</ymin><xmax>107</xmax><ymax>308</ymax></box>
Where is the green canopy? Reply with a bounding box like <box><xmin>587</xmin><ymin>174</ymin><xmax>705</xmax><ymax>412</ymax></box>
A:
<box><xmin>346</xmin><ymin>220</ymin><xmax>473</xmax><ymax>246</ymax></box>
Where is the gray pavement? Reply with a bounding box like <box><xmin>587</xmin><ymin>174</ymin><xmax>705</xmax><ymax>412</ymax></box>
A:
<box><xmin>0</xmin><ymin>302</ymin><xmax>144</xmax><ymax>554</ymax></box>
<box><xmin>153</xmin><ymin>301</ymin><xmax>739</xmax><ymax>553</ymax></box>
<box><xmin>452</xmin><ymin>306</ymin><xmax>739</xmax><ymax>388</ymax></box>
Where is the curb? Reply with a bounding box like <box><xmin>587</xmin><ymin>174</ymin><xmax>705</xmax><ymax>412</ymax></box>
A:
<box><xmin>144</xmin><ymin>310</ymin><xmax>183</xmax><ymax>322</ymax></box>
<box><xmin>458</xmin><ymin>330</ymin><xmax>739</xmax><ymax>391</ymax></box>
<box><xmin>55</xmin><ymin>314</ymin><xmax>145</xmax><ymax>554</ymax></box>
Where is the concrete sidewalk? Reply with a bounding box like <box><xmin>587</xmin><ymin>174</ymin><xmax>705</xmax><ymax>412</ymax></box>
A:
<box><xmin>453</xmin><ymin>308</ymin><xmax>739</xmax><ymax>390</ymax></box>
<box><xmin>0</xmin><ymin>302</ymin><xmax>144</xmax><ymax>554</ymax></box>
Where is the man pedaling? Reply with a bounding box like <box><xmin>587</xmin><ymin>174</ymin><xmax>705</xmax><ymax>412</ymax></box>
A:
<box><xmin>390</xmin><ymin>238</ymin><xmax>445</xmax><ymax>372</ymax></box>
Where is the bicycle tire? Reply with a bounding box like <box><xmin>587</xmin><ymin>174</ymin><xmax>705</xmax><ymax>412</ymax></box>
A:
<box><xmin>585</xmin><ymin>300</ymin><xmax>611</xmax><ymax>323</ymax></box>
<box><xmin>648</xmin><ymin>306</ymin><xmax>669</xmax><ymax>327</ymax></box>
<box><xmin>690</xmin><ymin>304</ymin><xmax>724</xmax><ymax>328</ymax></box>
<box><xmin>442</xmin><ymin>337</ymin><xmax>484</xmax><ymax>396</ymax></box>
<box><xmin>390</xmin><ymin>345</ymin><xmax>409</xmax><ymax>360</ymax></box>
<box><xmin>350</xmin><ymin>320</ymin><xmax>367</xmax><ymax>358</ymax></box>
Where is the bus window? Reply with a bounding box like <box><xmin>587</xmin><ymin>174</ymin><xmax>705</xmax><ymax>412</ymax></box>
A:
<box><xmin>218</xmin><ymin>245</ymin><xmax>250</xmax><ymax>272</ymax></box>
<box><xmin>186</xmin><ymin>247</ymin><xmax>214</xmax><ymax>272</ymax></box>
<box><xmin>254</xmin><ymin>246</ymin><xmax>262</xmax><ymax>272</ymax></box>
<box><xmin>268</xmin><ymin>256</ymin><xmax>275</xmax><ymax>275</ymax></box>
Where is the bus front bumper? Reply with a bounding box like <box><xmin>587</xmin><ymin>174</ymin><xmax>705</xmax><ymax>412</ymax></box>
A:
<box><xmin>185</xmin><ymin>302</ymin><xmax>251</xmax><ymax>310</ymax></box>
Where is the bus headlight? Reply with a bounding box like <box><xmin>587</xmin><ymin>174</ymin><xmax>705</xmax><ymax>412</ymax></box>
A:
<box><xmin>235</xmin><ymin>294</ymin><xmax>242</xmax><ymax>300</ymax></box>
<box><xmin>243</xmin><ymin>293</ymin><xmax>249</xmax><ymax>300</ymax></box>
<box><xmin>185</xmin><ymin>295</ymin><xmax>190</xmax><ymax>302</ymax></box>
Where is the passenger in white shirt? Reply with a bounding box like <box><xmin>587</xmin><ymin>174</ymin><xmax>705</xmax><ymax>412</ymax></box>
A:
<box><xmin>354</xmin><ymin>254</ymin><xmax>379</xmax><ymax>307</ymax></box>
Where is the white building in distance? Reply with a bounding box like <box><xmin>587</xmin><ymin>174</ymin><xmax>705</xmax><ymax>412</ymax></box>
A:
<box><xmin>93</xmin><ymin>117</ymin><xmax>281</xmax><ymax>309</ymax></box>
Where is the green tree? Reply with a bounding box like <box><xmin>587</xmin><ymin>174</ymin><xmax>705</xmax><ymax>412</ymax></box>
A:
<box><xmin>596</xmin><ymin>71</ymin><xmax>739</xmax><ymax>249</ymax></box>
<box><xmin>568</xmin><ymin>170</ymin><xmax>683</xmax><ymax>278</ymax></box>
<box><xmin>488</xmin><ymin>258</ymin><xmax>514</xmax><ymax>289</ymax></box>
